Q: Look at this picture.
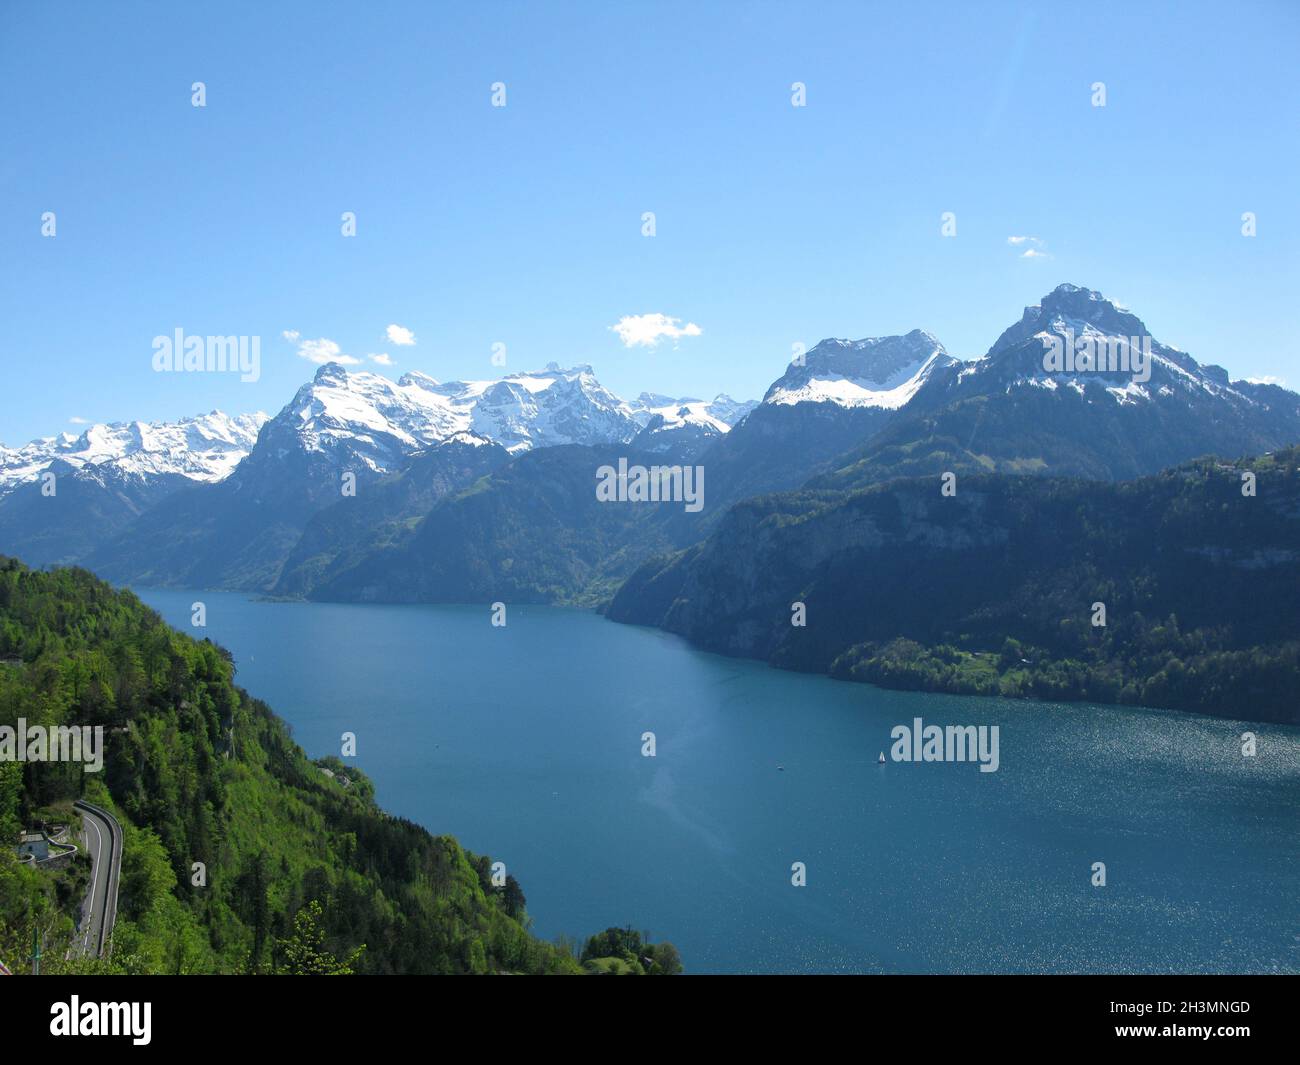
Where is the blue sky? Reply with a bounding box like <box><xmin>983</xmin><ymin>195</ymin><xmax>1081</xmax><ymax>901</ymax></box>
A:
<box><xmin>2</xmin><ymin>0</ymin><xmax>1298</xmax><ymax>443</ymax></box>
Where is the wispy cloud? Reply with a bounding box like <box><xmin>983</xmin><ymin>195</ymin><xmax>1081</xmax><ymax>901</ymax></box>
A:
<box><xmin>1008</xmin><ymin>236</ymin><xmax>1051</xmax><ymax>259</ymax></box>
<box><xmin>386</xmin><ymin>324</ymin><xmax>416</xmax><ymax>346</ymax></box>
<box><xmin>282</xmin><ymin>329</ymin><xmax>301</xmax><ymax>342</ymax></box>
<box><xmin>369</xmin><ymin>353</ymin><xmax>394</xmax><ymax>366</ymax></box>
<box><xmin>609</xmin><ymin>312</ymin><xmax>703</xmax><ymax>349</ymax></box>
<box><xmin>69</xmin><ymin>416</ymin><xmax>89</xmax><ymax>424</ymax></box>
<box><xmin>1247</xmin><ymin>375</ymin><xmax>1286</xmax><ymax>387</ymax></box>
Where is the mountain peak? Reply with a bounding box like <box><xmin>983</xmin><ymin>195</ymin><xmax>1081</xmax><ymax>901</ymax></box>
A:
<box><xmin>525</xmin><ymin>362</ymin><xmax>592</xmax><ymax>377</ymax></box>
<box><xmin>1046</xmin><ymin>281</ymin><xmax>1090</xmax><ymax>296</ymax></box>
<box><xmin>764</xmin><ymin>330</ymin><xmax>953</xmax><ymax>409</ymax></box>
<box><xmin>398</xmin><ymin>370</ymin><xmax>440</xmax><ymax>390</ymax></box>
<box><xmin>313</xmin><ymin>361</ymin><xmax>353</xmax><ymax>383</ymax></box>
<box><xmin>1039</xmin><ymin>282</ymin><xmax>1123</xmax><ymax>316</ymax></box>
<box><xmin>987</xmin><ymin>283</ymin><xmax>1151</xmax><ymax>358</ymax></box>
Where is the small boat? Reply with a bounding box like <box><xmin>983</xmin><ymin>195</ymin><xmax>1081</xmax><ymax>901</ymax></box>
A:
<box><xmin>878</xmin><ymin>752</ymin><xmax>886</xmax><ymax>764</ymax></box>
<box><xmin>776</xmin><ymin>765</ymin><xmax>785</xmax><ymax>772</ymax></box>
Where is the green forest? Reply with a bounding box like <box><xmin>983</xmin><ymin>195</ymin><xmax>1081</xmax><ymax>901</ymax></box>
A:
<box><xmin>611</xmin><ymin>448</ymin><xmax>1300</xmax><ymax>723</ymax></box>
<box><xmin>823</xmin><ymin>451</ymin><xmax>1300</xmax><ymax>721</ymax></box>
<box><xmin>0</xmin><ymin>557</ymin><xmax>678</xmax><ymax>974</ymax></box>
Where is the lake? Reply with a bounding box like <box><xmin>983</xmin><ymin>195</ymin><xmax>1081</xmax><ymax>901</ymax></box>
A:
<box><xmin>138</xmin><ymin>589</ymin><xmax>1300</xmax><ymax>974</ymax></box>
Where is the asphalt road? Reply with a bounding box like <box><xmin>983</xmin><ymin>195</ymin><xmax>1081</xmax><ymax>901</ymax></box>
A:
<box><xmin>73</xmin><ymin>799</ymin><xmax>121</xmax><ymax>959</ymax></box>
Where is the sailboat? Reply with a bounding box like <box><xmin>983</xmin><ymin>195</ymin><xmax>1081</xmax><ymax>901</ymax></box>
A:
<box><xmin>878</xmin><ymin>752</ymin><xmax>886</xmax><ymax>765</ymax></box>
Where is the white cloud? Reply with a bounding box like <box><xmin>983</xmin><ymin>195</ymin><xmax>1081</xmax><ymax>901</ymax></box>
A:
<box><xmin>1003</xmin><ymin>236</ymin><xmax>1045</xmax><ymax>258</ymax></box>
<box><xmin>1247</xmin><ymin>375</ymin><xmax>1286</xmax><ymax>387</ymax></box>
<box><xmin>69</xmin><ymin>416</ymin><xmax>89</xmax><ymax>424</ymax></box>
<box><xmin>369</xmin><ymin>353</ymin><xmax>394</xmax><ymax>366</ymax></box>
<box><xmin>609</xmin><ymin>312</ymin><xmax>703</xmax><ymax>349</ymax></box>
<box><xmin>386</xmin><ymin>324</ymin><xmax>417</xmax><ymax>346</ymax></box>
<box><xmin>282</xmin><ymin>329</ymin><xmax>301</xmax><ymax>342</ymax></box>
<box><xmin>1007</xmin><ymin>235</ymin><xmax>1051</xmax><ymax>259</ymax></box>
<box><xmin>296</xmin><ymin>337</ymin><xmax>361</xmax><ymax>365</ymax></box>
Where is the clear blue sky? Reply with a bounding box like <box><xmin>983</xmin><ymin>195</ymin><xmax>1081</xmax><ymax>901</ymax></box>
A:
<box><xmin>2</xmin><ymin>1</ymin><xmax>1297</xmax><ymax>443</ymax></box>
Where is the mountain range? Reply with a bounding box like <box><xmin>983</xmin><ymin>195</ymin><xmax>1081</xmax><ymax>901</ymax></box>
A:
<box><xmin>0</xmin><ymin>410</ymin><xmax>267</xmax><ymax>496</ymax></box>
<box><xmin>2</xmin><ymin>285</ymin><xmax>1298</xmax><ymax>668</ymax></box>
<box><xmin>0</xmin><ymin>412</ymin><xmax>268</xmax><ymax>568</ymax></box>
<box><xmin>0</xmin><ymin>364</ymin><xmax>753</xmax><ymax>580</ymax></box>
<box><xmin>817</xmin><ymin>283</ymin><xmax>1300</xmax><ymax>491</ymax></box>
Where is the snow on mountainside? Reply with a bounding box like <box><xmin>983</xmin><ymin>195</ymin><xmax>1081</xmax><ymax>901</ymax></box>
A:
<box><xmin>811</xmin><ymin>283</ymin><xmax>1300</xmax><ymax>493</ymax></box>
<box><xmin>274</xmin><ymin>361</ymin><xmax>641</xmax><ymax>471</ymax></box>
<box><xmin>13</xmin><ymin>286</ymin><xmax>1286</xmax><ymax>511</ymax></box>
<box><xmin>0</xmin><ymin>364</ymin><xmax>759</xmax><ymax>502</ymax></box>
<box><xmin>266</xmin><ymin>362</ymin><xmax>757</xmax><ymax>472</ymax></box>
<box><xmin>458</xmin><ymin>364</ymin><xmax>640</xmax><ymax>451</ymax></box>
<box><xmin>763</xmin><ymin>329</ymin><xmax>957</xmax><ymax>409</ymax></box>
<box><xmin>0</xmin><ymin>411</ymin><xmax>268</xmax><ymax>496</ymax></box>
<box><xmin>626</xmin><ymin>393</ymin><xmax>759</xmax><ymax>454</ymax></box>
<box><xmin>628</xmin><ymin>392</ymin><xmax>757</xmax><ymax>431</ymax></box>
<box><xmin>966</xmin><ymin>282</ymin><xmax>1243</xmax><ymax>403</ymax></box>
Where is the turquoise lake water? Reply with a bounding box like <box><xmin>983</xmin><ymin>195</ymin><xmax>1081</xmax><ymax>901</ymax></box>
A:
<box><xmin>138</xmin><ymin>589</ymin><xmax>1300</xmax><ymax>974</ymax></box>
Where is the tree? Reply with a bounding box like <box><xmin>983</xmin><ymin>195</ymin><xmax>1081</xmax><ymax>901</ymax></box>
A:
<box><xmin>647</xmin><ymin>941</ymin><xmax>683</xmax><ymax>975</ymax></box>
<box><xmin>274</xmin><ymin>900</ymin><xmax>365</xmax><ymax>975</ymax></box>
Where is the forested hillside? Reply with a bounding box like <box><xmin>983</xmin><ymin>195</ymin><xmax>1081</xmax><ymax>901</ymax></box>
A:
<box><xmin>0</xmin><ymin>559</ymin><xmax>670</xmax><ymax>973</ymax></box>
<box><xmin>609</xmin><ymin>449</ymin><xmax>1300</xmax><ymax>723</ymax></box>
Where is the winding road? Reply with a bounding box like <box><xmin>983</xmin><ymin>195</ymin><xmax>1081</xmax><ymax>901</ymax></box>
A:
<box><xmin>73</xmin><ymin>799</ymin><xmax>122</xmax><ymax>959</ymax></box>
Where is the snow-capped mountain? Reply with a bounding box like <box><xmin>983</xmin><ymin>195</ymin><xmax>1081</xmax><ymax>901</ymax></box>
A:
<box><xmin>607</xmin><ymin>289</ymin><xmax>1300</xmax><ymax>692</ymax></box>
<box><xmin>257</xmin><ymin>361</ymin><xmax>760</xmax><ymax>470</ymax></box>
<box><xmin>454</xmin><ymin>363</ymin><xmax>642</xmax><ymax>452</ymax></box>
<box><xmin>628</xmin><ymin>392</ymin><xmax>758</xmax><ymax>453</ymax></box>
<box><xmin>261</xmin><ymin>362</ymin><xmax>644</xmax><ymax>477</ymax></box>
<box><xmin>0</xmin><ymin>411</ymin><xmax>267</xmax><ymax>497</ymax></box>
<box><xmin>763</xmin><ymin>330</ymin><xmax>957</xmax><ymax>408</ymax></box>
<box><xmin>816</xmin><ymin>284</ymin><xmax>1300</xmax><ymax>490</ymax></box>
<box><xmin>0</xmin><ymin>364</ymin><xmax>756</xmax><ymax>503</ymax></box>
<box><xmin>682</xmin><ymin>330</ymin><xmax>959</xmax><ymax>518</ymax></box>
<box><xmin>75</xmin><ymin>361</ymin><xmax>728</xmax><ymax>591</ymax></box>
<box><xmin>0</xmin><ymin>411</ymin><xmax>269</xmax><ymax>568</ymax></box>
<box><xmin>629</xmin><ymin>392</ymin><xmax>756</xmax><ymax>429</ymax></box>
<box><xmin>11</xmin><ymin>284</ymin><xmax>1300</xmax><ymax>603</ymax></box>
<box><xmin>931</xmin><ymin>283</ymin><xmax>1300</xmax><ymax>434</ymax></box>
<box><xmin>963</xmin><ymin>283</ymin><xmax>1244</xmax><ymax>402</ymax></box>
